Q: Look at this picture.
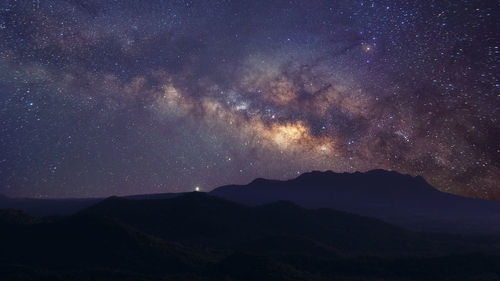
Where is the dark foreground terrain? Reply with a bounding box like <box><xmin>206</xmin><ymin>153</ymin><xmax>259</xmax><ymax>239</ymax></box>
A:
<box><xmin>1</xmin><ymin>192</ymin><xmax>500</xmax><ymax>281</ymax></box>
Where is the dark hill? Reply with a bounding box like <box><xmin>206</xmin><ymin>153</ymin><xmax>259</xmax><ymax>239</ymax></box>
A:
<box><xmin>2</xmin><ymin>170</ymin><xmax>500</xmax><ymax>234</ymax></box>
<box><xmin>80</xmin><ymin>192</ymin><xmax>499</xmax><ymax>256</ymax></box>
<box><xmin>1</xmin><ymin>193</ymin><xmax>500</xmax><ymax>281</ymax></box>
<box><xmin>211</xmin><ymin>170</ymin><xmax>500</xmax><ymax>233</ymax></box>
<box><xmin>0</xmin><ymin>209</ymin><xmax>38</xmax><ymax>225</ymax></box>
<box><xmin>0</xmin><ymin>192</ymin><xmax>181</xmax><ymax>217</ymax></box>
<box><xmin>82</xmin><ymin>192</ymin><xmax>417</xmax><ymax>255</ymax></box>
<box><xmin>0</xmin><ymin>213</ymin><xmax>212</xmax><ymax>275</ymax></box>
<box><xmin>0</xmin><ymin>195</ymin><xmax>101</xmax><ymax>216</ymax></box>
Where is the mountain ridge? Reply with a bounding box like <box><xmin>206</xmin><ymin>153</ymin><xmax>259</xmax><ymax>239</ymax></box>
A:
<box><xmin>3</xmin><ymin>192</ymin><xmax>500</xmax><ymax>280</ymax></box>
<box><xmin>211</xmin><ymin>169</ymin><xmax>500</xmax><ymax>233</ymax></box>
<box><xmin>1</xmin><ymin>169</ymin><xmax>499</xmax><ymax>233</ymax></box>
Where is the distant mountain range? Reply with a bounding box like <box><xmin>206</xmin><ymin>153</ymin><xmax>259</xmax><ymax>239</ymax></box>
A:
<box><xmin>2</xmin><ymin>192</ymin><xmax>500</xmax><ymax>281</ymax></box>
<box><xmin>1</xmin><ymin>170</ymin><xmax>500</xmax><ymax>233</ymax></box>
<box><xmin>211</xmin><ymin>170</ymin><xmax>500</xmax><ymax>233</ymax></box>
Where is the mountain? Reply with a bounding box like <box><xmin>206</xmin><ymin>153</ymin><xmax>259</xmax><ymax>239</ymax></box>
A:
<box><xmin>0</xmin><ymin>195</ymin><xmax>101</xmax><ymax>217</ymax></box>
<box><xmin>2</xmin><ymin>193</ymin><xmax>500</xmax><ymax>281</ymax></box>
<box><xmin>0</xmin><ymin>192</ymin><xmax>179</xmax><ymax>217</ymax></box>
<box><xmin>0</xmin><ymin>207</ymin><xmax>215</xmax><ymax>281</ymax></box>
<box><xmin>2</xmin><ymin>169</ymin><xmax>500</xmax><ymax>234</ymax></box>
<box><xmin>81</xmin><ymin>193</ymin><xmax>500</xmax><ymax>255</ymax></box>
<box><xmin>81</xmin><ymin>193</ymin><xmax>419</xmax><ymax>255</ymax></box>
<box><xmin>211</xmin><ymin>170</ymin><xmax>500</xmax><ymax>233</ymax></box>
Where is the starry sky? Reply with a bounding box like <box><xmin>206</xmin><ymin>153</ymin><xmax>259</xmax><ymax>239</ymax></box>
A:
<box><xmin>0</xmin><ymin>0</ymin><xmax>498</xmax><ymax>199</ymax></box>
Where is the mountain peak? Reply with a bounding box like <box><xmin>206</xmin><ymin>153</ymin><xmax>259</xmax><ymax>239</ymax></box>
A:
<box><xmin>210</xmin><ymin>169</ymin><xmax>500</xmax><ymax>233</ymax></box>
<box><xmin>296</xmin><ymin>169</ymin><xmax>414</xmax><ymax>179</ymax></box>
<box><xmin>291</xmin><ymin>169</ymin><xmax>431</xmax><ymax>190</ymax></box>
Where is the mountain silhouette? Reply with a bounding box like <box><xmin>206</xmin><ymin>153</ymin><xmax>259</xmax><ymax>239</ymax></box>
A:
<box><xmin>2</xmin><ymin>192</ymin><xmax>500</xmax><ymax>281</ymax></box>
<box><xmin>1</xmin><ymin>170</ymin><xmax>500</xmax><ymax>234</ymax></box>
<box><xmin>0</xmin><ymin>211</ymin><xmax>210</xmax><ymax>272</ymax></box>
<box><xmin>0</xmin><ymin>195</ymin><xmax>101</xmax><ymax>216</ymax></box>
<box><xmin>211</xmin><ymin>170</ymin><xmax>500</xmax><ymax>233</ymax></box>
<box><xmin>82</xmin><ymin>192</ymin><xmax>423</xmax><ymax>255</ymax></box>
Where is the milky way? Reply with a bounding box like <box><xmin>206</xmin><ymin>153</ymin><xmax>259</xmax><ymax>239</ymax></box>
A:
<box><xmin>0</xmin><ymin>0</ymin><xmax>498</xmax><ymax>199</ymax></box>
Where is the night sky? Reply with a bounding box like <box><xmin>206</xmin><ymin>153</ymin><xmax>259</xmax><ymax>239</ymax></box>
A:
<box><xmin>0</xmin><ymin>0</ymin><xmax>498</xmax><ymax>199</ymax></box>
